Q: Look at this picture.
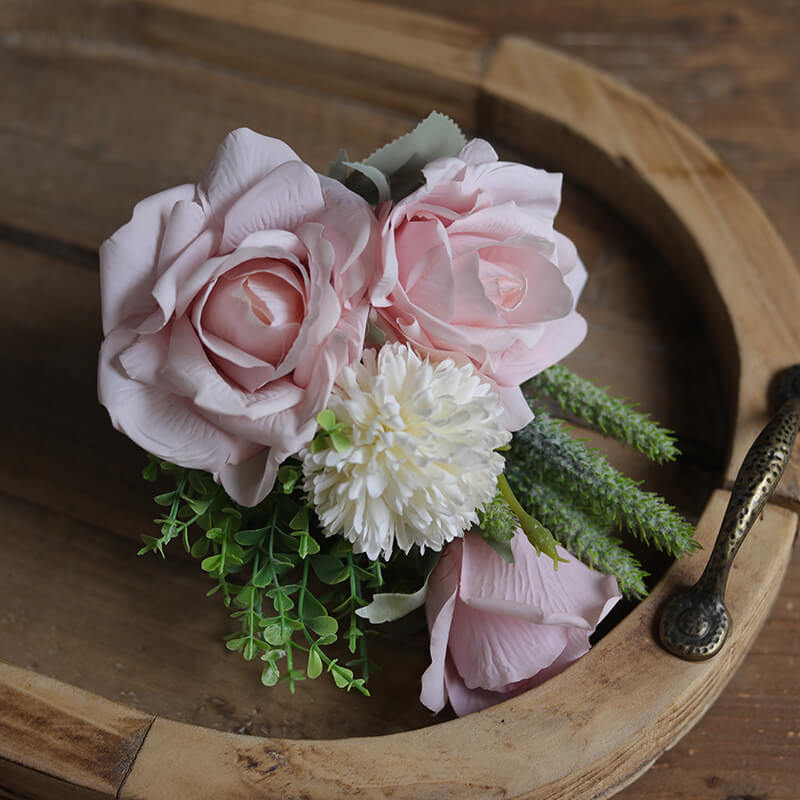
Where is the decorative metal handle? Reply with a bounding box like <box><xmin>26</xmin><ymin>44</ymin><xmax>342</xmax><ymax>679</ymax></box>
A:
<box><xmin>659</xmin><ymin>366</ymin><xmax>800</xmax><ymax>661</ymax></box>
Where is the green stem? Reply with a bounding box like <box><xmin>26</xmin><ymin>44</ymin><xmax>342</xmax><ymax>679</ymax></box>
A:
<box><xmin>298</xmin><ymin>559</ymin><xmax>309</xmax><ymax>620</ymax></box>
<box><xmin>497</xmin><ymin>474</ymin><xmax>565</xmax><ymax>568</ymax></box>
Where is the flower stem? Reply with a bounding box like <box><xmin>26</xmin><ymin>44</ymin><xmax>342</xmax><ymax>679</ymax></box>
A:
<box><xmin>497</xmin><ymin>474</ymin><xmax>566</xmax><ymax>569</ymax></box>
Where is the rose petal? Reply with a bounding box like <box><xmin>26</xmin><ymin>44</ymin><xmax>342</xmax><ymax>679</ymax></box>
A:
<box><xmin>563</xmin><ymin>249</ymin><xmax>587</xmax><ymax>306</ymax></box>
<box><xmin>100</xmin><ymin>184</ymin><xmax>195</xmax><ymax>334</ymax></box>
<box><xmin>316</xmin><ymin>176</ymin><xmax>377</xmax><ymax>305</ymax></box>
<box><xmin>199</xmin><ymin>128</ymin><xmax>301</xmax><ymax>222</ymax></box>
<box><xmin>460</xmin><ymin>535</ymin><xmax>619</xmax><ymax>630</ymax></box>
<box><xmin>476</xmin><ymin>244</ymin><xmax>574</xmax><ymax>324</ymax></box>
<box><xmin>98</xmin><ymin>329</ymin><xmax>253</xmax><ymax>470</ymax></box>
<box><xmin>217</xmin><ymin>447</ymin><xmax>283</xmax><ymax>507</ymax></box>
<box><xmin>442</xmin><ymin>654</ymin><xmax>510</xmax><ymax>717</ymax></box>
<box><xmin>456</xmin><ymin>138</ymin><xmax>498</xmax><ymax>166</ymax></box>
<box><xmin>393</xmin><ymin>217</ymin><xmax>455</xmax><ymax>315</ymax></box>
<box><xmin>419</xmin><ymin>547</ymin><xmax>460</xmax><ymax>713</ymax></box>
<box><xmin>448</xmin><ymin>588</ymin><xmax>575</xmax><ymax>690</ymax></box>
<box><xmin>220</xmin><ymin>160</ymin><xmax>325</xmax><ymax>252</ymax></box>
<box><xmin>421</xmin><ymin>532</ymin><xmax>621</xmax><ymax>716</ymax></box>
<box><xmin>492</xmin><ymin>311</ymin><xmax>588</xmax><ymax>386</ymax></box>
<box><xmin>161</xmin><ymin>317</ymin><xmax>304</xmax><ymax>426</ymax></box>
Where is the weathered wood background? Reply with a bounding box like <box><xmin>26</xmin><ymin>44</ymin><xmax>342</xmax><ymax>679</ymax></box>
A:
<box><xmin>0</xmin><ymin>0</ymin><xmax>798</xmax><ymax>797</ymax></box>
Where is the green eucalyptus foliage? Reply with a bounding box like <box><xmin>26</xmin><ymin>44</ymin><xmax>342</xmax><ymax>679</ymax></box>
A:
<box><xmin>141</xmin><ymin>458</ymin><xmax>380</xmax><ymax>694</ymax></box>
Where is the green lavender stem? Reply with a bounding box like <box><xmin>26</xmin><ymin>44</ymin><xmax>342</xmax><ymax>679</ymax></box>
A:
<box><xmin>526</xmin><ymin>365</ymin><xmax>680</xmax><ymax>463</ymax></box>
<box><xmin>516</xmin><ymin>479</ymin><xmax>649</xmax><ymax>599</ymax></box>
<box><xmin>509</xmin><ymin>411</ymin><xmax>697</xmax><ymax>557</ymax></box>
<box><xmin>477</xmin><ymin>491</ymin><xmax>517</xmax><ymax>543</ymax></box>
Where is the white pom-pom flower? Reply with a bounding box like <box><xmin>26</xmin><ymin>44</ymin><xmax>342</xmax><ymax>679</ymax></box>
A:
<box><xmin>302</xmin><ymin>343</ymin><xmax>511</xmax><ymax>561</ymax></box>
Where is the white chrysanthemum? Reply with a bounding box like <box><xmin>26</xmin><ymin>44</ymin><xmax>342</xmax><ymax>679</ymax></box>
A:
<box><xmin>302</xmin><ymin>343</ymin><xmax>511</xmax><ymax>561</ymax></box>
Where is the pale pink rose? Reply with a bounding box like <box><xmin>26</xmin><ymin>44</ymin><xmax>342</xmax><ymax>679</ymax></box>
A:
<box><xmin>98</xmin><ymin>129</ymin><xmax>378</xmax><ymax>506</ymax></box>
<box><xmin>372</xmin><ymin>139</ymin><xmax>587</xmax><ymax>430</ymax></box>
<box><xmin>420</xmin><ymin>532</ymin><xmax>620</xmax><ymax>717</ymax></box>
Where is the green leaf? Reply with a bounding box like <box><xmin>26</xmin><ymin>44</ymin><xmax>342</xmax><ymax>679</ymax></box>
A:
<box><xmin>137</xmin><ymin>534</ymin><xmax>160</xmax><ymax>556</ymax></box>
<box><xmin>328</xmin><ymin>661</ymin><xmax>354</xmax><ymax>689</ymax></box>
<box><xmin>234</xmin><ymin>584</ymin><xmax>256</xmax><ymax>606</ymax></box>
<box><xmin>277</xmin><ymin>464</ymin><xmax>301</xmax><ymax>493</ymax></box>
<box><xmin>261</xmin><ymin>647</ymin><xmax>286</xmax><ymax>663</ymax></box>
<box><xmin>184</xmin><ymin>496</ymin><xmax>211</xmax><ymax>516</ymax></box>
<box><xmin>270</xmin><ymin>552</ymin><xmax>297</xmax><ymax>570</ymax></box>
<box><xmin>187</xmin><ymin>469</ymin><xmax>210</xmax><ymax>494</ymax></box>
<box><xmin>261</xmin><ymin>622</ymin><xmax>292</xmax><ymax>646</ymax></box>
<box><xmin>289</xmin><ymin>506</ymin><xmax>309</xmax><ymax>532</ymax></box>
<box><xmin>342</xmin><ymin>160</ymin><xmax>392</xmax><ymax>203</ymax></box>
<box><xmin>306</xmin><ymin>648</ymin><xmax>323</xmax><ymax>679</ymax></box>
<box><xmin>310</xmin><ymin>554</ymin><xmax>349</xmax><ymax>584</ymax></box>
<box><xmin>310</xmin><ymin>435</ymin><xmax>328</xmax><ymax>453</ymax></box>
<box><xmin>298</xmin><ymin>592</ymin><xmax>327</xmax><ymax>620</ymax></box>
<box><xmin>329</xmin><ymin>539</ymin><xmax>356</xmax><ymax>557</ymax></box>
<box><xmin>524</xmin><ymin>364</ymin><xmax>680</xmax><ymax>463</ymax></box>
<box><xmin>261</xmin><ymin>662</ymin><xmax>280</xmax><ymax>687</ymax></box>
<box><xmin>268</xmin><ymin>590</ymin><xmax>294</xmax><ymax>613</ymax></box>
<box><xmin>200</xmin><ymin>554</ymin><xmax>223</xmax><ymax>573</ymax></box>
<box><xmin>142</xmin><ymin>460</ymin><xmax>159</xmax><ymax>482</ymax></box>
<box><xmin>242</xmin><ymin>638</ymin><xmax>258</xmax><ymax>661</ymax></box>
<box><xmin>329</xmin><ymin>431</ymin><xmax>352</xmax><ymax>453</ymax></box>
<box><xmin>297</xmin><ymin>533</ymin><xmax>320</xmax><ymax>558</ymax></box>
<box><xmin>190</xmin><ymin>537</ymin><xmax>210</xmax><ymax>558</ymax></box>
<box><xmin>307</xmin><ymin>616</ymin><xmax>338</xmax><ymax>637</ymax></box>
<box><xmin>332</xmin><ymin>112</ymin><xmax>466</xmax><ymax>204</ymax></box>
<box><xmin>226</xmin><ymin>542</ymin><xmax>245</xmax><ymax>562</ymax></box>
<box><xmin>252</xmin><ymin>564</ymin><xmax>275</xmax><ymax>588</ymax></box>
<box><xmin>205</xmin><ymin>527</ymin><xmax>224</xmax><ymax>541</ymax></box>
<box><xmin>225</xmin><ymin>637</ymin><xmax>246</xmax><ymax>652</ymax></box>
<box><xmin>316</xmin><ymin>409</ymin><xmax>337</xmax><ymax>432</ymax></box>
<box><xmin>234</xmin><ymin>527</ymin><xmax>266</xmax><ymax>546</ymax></box>
<box><xmin>153</xmin><ymin>491</ymin><xmax>176</xmax><ymax>507</ymax></box>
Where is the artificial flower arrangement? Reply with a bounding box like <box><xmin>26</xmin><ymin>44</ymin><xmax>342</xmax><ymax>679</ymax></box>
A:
<box><xmin>98</xmin><ymin>113</ymin><xmax>696</xmax><ymax>717</ymax></box>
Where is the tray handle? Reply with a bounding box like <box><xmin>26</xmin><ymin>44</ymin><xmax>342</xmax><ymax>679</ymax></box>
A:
<box><xmin>659</xmin><ymin>365</ymin><xmax>800</xmax><ymax>660</ymax></box>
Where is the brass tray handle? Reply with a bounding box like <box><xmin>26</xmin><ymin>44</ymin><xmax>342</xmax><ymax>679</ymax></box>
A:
<box><xmin>659</xmin><ymin>365</ymin><xmax>800</xmax><ymax>661</ymax></box>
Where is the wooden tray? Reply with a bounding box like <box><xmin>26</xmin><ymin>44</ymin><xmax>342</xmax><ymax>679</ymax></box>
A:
<box><xmin>2</xmin><ymin>1</ymin><xmax>799</xmax><ymax>798</ymax></box>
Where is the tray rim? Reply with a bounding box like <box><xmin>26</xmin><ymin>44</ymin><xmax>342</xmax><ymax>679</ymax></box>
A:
<box><xmin>2</xmin><ymin>2</ymin><xmax>799</xmax><ymax>798</ymax></box>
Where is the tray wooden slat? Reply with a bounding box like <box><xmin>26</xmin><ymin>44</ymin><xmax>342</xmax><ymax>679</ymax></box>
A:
<box><xmin>0</xmin><ymin>663</ymin><xmax>152</xmax><ymax>799</ymax></box>
<box><xmin>2</xmin><ymin>1</ymin><xmax>799</xmax><ymax>798</ymax></box>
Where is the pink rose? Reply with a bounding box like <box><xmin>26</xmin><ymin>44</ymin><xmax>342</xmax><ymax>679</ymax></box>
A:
<box><xmin>98</xmin><ymin>129</ymin><xmax>378</xmax><ymax>506</ymax></box>
<box><xmin>420</xmin><ymin>532</ymin><xmax>620</xmax><ymax>717</ymax></box>
<box><xmin>372</xmin><ymin>139</ymin><xmax>587</xmax><ymax>430</ymax></box>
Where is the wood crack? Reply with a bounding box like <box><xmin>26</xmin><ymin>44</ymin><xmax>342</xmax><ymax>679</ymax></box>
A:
<box><xmin>0</xmin><ymin>223</ymin><xmax>98</xmax><ymax>271</ymax></box>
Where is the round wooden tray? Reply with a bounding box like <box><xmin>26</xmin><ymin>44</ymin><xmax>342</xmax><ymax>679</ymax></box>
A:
<box><xmin>2</xmin><ymin>2</ymin><xmax>799</xmax><ymax>799</ymax></box>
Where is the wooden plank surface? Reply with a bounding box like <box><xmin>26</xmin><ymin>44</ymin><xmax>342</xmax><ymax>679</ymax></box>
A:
<box><xmin>1</xmin><ymin>1</ymin><xmax>798</xmax><ymax>798</ymax></box>
<box><xmin>0</xmin><ymin>663</ymin><xmax>152</xmax><ymax>799</ymax></box>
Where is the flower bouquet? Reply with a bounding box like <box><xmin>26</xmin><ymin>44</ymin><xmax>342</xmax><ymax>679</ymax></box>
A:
<box><xmin>98</xmin><ymin>113</ymin><xmax>696</xmax><ymax>717</ymax></box>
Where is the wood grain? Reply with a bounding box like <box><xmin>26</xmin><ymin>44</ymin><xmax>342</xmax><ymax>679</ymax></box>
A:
<box><xmin>0</xmin><ymin>663</ymin><xmax>152</xmax><ymax>799</ymax></box>
<box><xmin>1</xmin><ymin>0</ymin><xmax>799</xmax><ymax>798</ymax></box>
